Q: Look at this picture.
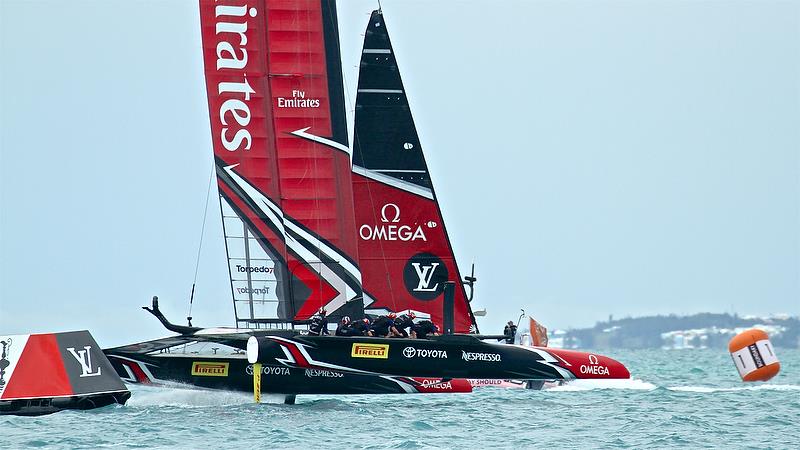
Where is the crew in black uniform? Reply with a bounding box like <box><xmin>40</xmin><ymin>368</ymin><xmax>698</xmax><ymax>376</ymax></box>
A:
<box><xmin>336</xmin><ymin>316</ymin><xmax>357</xmax><ymax>336</ymax></box>
<box><xmin>502</xmin><ymin>320</ymin><xmax>517</xmax><ymax>344</ymax></box>
<box><xmin>351</xmin><ymin>317</ymin><xmax>372</xmax><ymax>336</ymax></box>
<box><xmin>411</xmin><ymin>320</ymin><xmax>439</xmax><ymax>339</ymax></box>
<box><xmin>308</xmin><ymin>308</ymin><xmax>329</xmax><ymax>336</ymax></box>
<box><xmin>392</xmin><ymin>312</ymin><xmax>416</xmax><ymax>337</ymax></box>
<box><xmin>370</xmin><ymin>313</ymin><xmax>397</xmax><ymax>337</ymax></box>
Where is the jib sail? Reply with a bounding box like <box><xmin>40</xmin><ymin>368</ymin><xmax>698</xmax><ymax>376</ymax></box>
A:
<box><xmin>351</xmin><ymin>10</ymin><xmax>478</xmax><ymax>333</ymax></box>
<box><xmin>200</xmin><ymin>0</ymin><xmax>362</xmax><ymax>326</ymax></box>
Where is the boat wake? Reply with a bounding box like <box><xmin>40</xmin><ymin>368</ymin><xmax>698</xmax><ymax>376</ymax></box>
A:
<box><xmin>546</xmin><ymin>378</ymin><xmax>656</xmax><ymax>391</ymax></box>
<box><xmin>545</xmin><ymin>379</ymin><xmax>800</xmax><ymax>394</ymax></box>
<box><xmin>667</xmin><ymin>384</ymin><xmax>800</xmax><ymax>393</ymax></box>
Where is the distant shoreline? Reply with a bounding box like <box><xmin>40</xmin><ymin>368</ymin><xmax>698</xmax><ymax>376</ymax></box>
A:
<box><xmin>548</xmin><ymin>313</ymin><xmax>799</xmax><ymax>350</ymax></box>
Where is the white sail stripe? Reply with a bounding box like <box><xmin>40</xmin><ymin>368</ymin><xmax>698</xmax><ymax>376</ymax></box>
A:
<box><xmin>289</xmin><ymin>127</ymin><xmax>352</xmax><ymax>163</ymax></box>
<box><xmin>224</xmin><ymin>165</ymin><xmax>287</xmax><ymax>237</ymax></box>
<box><xmin>283</xmin><ymin>219</ymin><xmax>361</xmax><ymax>283</ymax></box>
<box><xmin>373</xmin><ymin>169</ymin><xmax>426</xmax><ymax>173</ymax></box>
<box><xmin>357</xmin><ymin>89</ymin><xmax>403</xmax><ymax>93</ymax></box>
<box><xmin>362</xmin><ymin>49</ymin><xmax>392</xmax><ymax>54</ymax></box>
<box><xmin>352</xmin><ymin>165</ymin><xmax>434</xmax><ymax>200</ymax></box>
<box><xmin>283</xmin><ymin>229</ymin><xmax>355</xmax><ymax>309</ymax></box>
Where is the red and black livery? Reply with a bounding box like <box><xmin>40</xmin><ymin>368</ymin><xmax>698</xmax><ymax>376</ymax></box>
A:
<box><xmin>0</xmin><ymin>331</ymin><xmax>129</xmax><ymax>416</ymax></box>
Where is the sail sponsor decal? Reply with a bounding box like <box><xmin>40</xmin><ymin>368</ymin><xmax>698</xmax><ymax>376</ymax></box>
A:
<box><xmin>246</xmin><ymin>364</ymin><xmax>289</xmax><ymax>376</ymax></box>
<box><xmin>461</xmin><ymin>351</ymin><xmax>502</xmax><ymax>362</ymax></box>
<box><xmin>403</xmin><ymin>253</ymin><xmax>448</xmax><ymax>301</ymax></box>
<box><xmin>579</xmin><ymin>354</ymin><xmax>610</xmax><ymax>376</ymax></box>
<box><xmin>201</xmin><ymin>1</ymin><xmax>263</xmax><ymax>153</ymax></box>
<box><xmin>359</xmin><ymin>203</ymin><xmax>433</xmax><ymax>242</ymax></box>
<box><xmin>278</xmin><ymin>90</ymin><xmax>321</xmax><ymax>108</ymax></box>
<box><xmin>351</xmin><ymin>343</ymin><xmax>389</xmax><ymax>359</ymax></box>
<box><xmin>401</xmin><ymin>347</ymin><xmax>448</xmax><ymax>359</ymax></box>
<box><xmin>235</xmin><ymin>264</ymin><xmax>274</xmax><ymax>274</ymax></box>
<box><xmin>191</xmin><ymin>361</ymin><xmax>229</xmax><ymax>377</ymax></box>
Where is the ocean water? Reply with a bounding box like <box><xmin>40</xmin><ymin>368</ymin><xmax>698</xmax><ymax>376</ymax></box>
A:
<box><xmin>3</xmin><ymin>348</ymin><xmax>798</xmax><ymax>449</ymax></box>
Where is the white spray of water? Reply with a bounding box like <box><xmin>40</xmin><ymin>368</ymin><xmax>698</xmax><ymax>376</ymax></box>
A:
<box><xmin>545</xmin><ymin>378</ymin><xmax>657</xmax><ymax>392</ymax></box>
<box><xmin>668</xmin><ymin>384</ymin><xmax>800</xmax><ymax>393</ymax></box>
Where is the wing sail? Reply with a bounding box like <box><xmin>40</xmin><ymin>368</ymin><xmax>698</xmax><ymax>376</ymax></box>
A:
<box><xmin>200</xmin><ymin>0</ymin><xmax>362</xmax><ymax>325</ymax></box>
<box><xmin>351</xmin><ymin>10</ymin><xmax>478</xmax><ymax>333</ymax></box>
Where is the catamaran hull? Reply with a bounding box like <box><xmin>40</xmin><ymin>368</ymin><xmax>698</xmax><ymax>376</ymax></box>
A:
<box><xmin>105</xmin><ymin>352</ymin><xmax>471</xmax><ymax>395</ymax></box>
<box><xmin>246</xmin><ymin>334</ymin><xmax>630</xmax><ymax>381</ymax></box>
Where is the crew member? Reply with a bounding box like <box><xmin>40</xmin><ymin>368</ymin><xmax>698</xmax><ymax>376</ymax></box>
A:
<box><xmin>351</xmin><ymin>317</ymin><xmax>372</xmax><ymax>336</ymax></box>
<box><xmin>411</xmin><ymin>320</ymin><xmax>439</xmax><ymax>339</ymax></box>
<box><xmin>308</xmin><ymin>308</ymin><xmax>329</xmax><ymax>336</ymax></box>
<box><xmin>370</xmin><ymin>313</ymin><xmax>397</xmax><ymax>337</ymax></box>
<box><xmin>393</xmin><ymin>312</ymin><xmax>416</xmax><ymax>338</ymax></box>
<box><xmin>502</xmin><ymin>320</ymin><xmax>517</xmax><ymax>344</ymax></box>
<box><xmin>335</xmin><ymin>316</ymin><xmax>356</xmax><ymax>336</ymax></box>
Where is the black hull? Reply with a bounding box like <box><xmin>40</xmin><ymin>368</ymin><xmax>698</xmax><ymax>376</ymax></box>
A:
<box><xmin>0</xmin><ymin>392</ymin><xmax>130</xmax><ymax>416</ymax></box>
<box><xmin>105</xmin><ymin>352</ymin><xmax>447</xmax><ymax>395</ymax></box>
<box><xmin>251</xmin><ymin>334</ymin><xmax>577</xmax><ymax>379</ymax></box>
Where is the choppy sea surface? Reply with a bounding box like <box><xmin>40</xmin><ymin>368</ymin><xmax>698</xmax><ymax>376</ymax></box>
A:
<box><xmin>3</xmin><ymin>348</ymin><xmax>799</xmax><ymax>449</ymax></box>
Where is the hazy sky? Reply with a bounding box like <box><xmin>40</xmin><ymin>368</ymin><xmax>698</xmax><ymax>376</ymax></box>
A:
<box><xmin>1</xmin><ymin>0</ymin><xmax>798</xmax><ymax>347</ymax></box>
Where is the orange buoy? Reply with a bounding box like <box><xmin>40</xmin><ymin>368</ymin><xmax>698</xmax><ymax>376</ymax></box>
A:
<box><xmin>728</xmin><ymin>329</ymin><xmax>780</xmax><ymax>382</ymax></box>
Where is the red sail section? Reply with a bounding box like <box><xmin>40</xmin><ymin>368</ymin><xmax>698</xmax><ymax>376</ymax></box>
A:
<box><xmin>200</xmin><ymin>0</ymin><xmax>282</xmax><ymax>237</ymax></box>
<box><xmin>200</xmin><ymin>0</ymin><xmax>361</xmax><ymax>323</ymax></box>
<box><xmin>265</xmin><ymin>0</ymin><xmax>359</xmax><ymax>319</ymax></box>
<box><xmin>351</xmin><ymin>10</ymin><xmax>477</xmax><ymax>333</ymax></box>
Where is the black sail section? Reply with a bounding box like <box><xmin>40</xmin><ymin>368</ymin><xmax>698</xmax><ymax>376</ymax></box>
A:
<box><xmin>352</xmin><ymin>11</ymin><xmax>430</xmax><ymax>190</ymax></box>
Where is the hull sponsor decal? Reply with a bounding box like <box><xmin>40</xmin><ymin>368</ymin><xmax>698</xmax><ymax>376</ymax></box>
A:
<box><xmin>191</xmin><ymin>361</ymin><xmax>229</xmax><ymax>377</ymax></box>
<box><xmin>579</xmin><ymin>354</ymin><xmax>610</xmax><ymax>376</ymax></box>
<box><xmin>402</xmin><ymin>347</ymin><xmax>448</xmax><ymax>359</ymax></box>
<box><xmin>351</xmin><ymin>343</ymin><xmax>389</xmax><ymax>359</ymax></box>
<box><xmin>461</xmin><ymin>351</ymin><xmax>501</xmax><ymax>362</ymax></box>
<box><xmin>246</xmin><ymin>364</ymin><xmax>289</xmax><ymax>376</ymax></box>
<box><xmin>305</xmin><ymin>369</ymin><xmax>344</xmax><ymax>378</ymax></box>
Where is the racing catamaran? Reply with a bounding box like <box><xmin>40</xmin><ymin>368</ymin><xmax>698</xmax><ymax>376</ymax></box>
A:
<box><xmin>104</xmin><ymin>3</ymin><xmax>630</xmax><ymax>403</ymax></box>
